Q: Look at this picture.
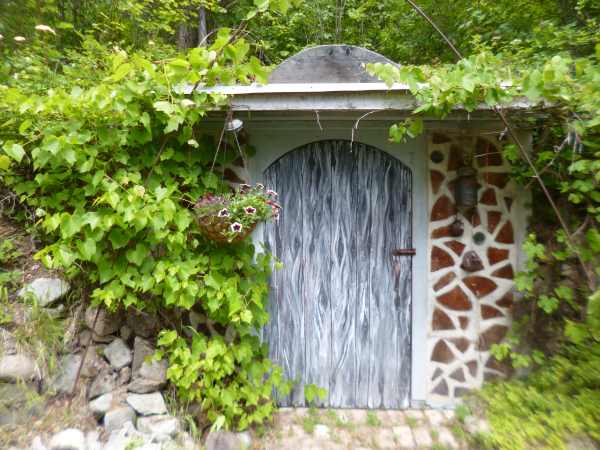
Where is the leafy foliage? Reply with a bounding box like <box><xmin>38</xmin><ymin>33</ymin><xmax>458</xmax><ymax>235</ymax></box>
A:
<box><xmin>367</xmin><ymin>29</ymin><xmax>600</xmax><ymax>448</ymax></box>
<box><xmin>0</xmin><ymin>2</ymin><xmax>295</xmax><ymax>429</ymax></box>
<box><xmin>477</xmin><ymin>342</ymin><xmax>600</xmax><ymax>450</ymax></box>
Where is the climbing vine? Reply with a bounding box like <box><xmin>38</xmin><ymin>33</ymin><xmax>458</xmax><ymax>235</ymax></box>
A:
<box><xmin>0</xmin><ymin>2</ymin><xmax>297</xmax><ymax>431</ymax></box>
<box><xmin>368</xmin><ymin>42</ymin><xmax>600</xmax><ymax>450</ymax></box>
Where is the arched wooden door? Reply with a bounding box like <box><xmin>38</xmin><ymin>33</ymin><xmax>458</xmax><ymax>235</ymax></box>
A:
<box><xmin>263</xmin><ymin>140</ymin><xmax>412</xmax><ymax>409</ymax></box>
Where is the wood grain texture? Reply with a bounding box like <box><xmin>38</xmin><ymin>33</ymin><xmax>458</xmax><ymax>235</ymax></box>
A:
<box><xmin>263</xmin><ymin>140</ymin><xmax>412</xmax><ymax>408</ymax></box>
<box><xmin>302</xmin><ymin>143</ymin><xmax>332</xmax><ymax>406</ymax></box>
<box><xmin>330</xmin><ymin>141</ymin><xmax>358</xmax><ymax>407</ymax></box>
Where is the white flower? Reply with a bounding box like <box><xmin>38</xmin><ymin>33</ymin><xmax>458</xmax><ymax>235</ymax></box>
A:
<box><xmin>230</xmin><ymin>222</ymin><xmax>243</xmax><ymax>233</ymax></box>
<box><xmin>14</xmin><ymin>36</ymin><xmax>26</xmax><ymax>42</ymax></box>
<box><xmin>244</xmin><ymin>206</ymin><xmax>256</xmax><ymax>215</ymax></box>
<box><xmin>35</xmin><ymin>25</ymin><xmax>56</xmax><ymax>35</ymax></box>
<box><xmin>218</xmin><ymin>208</ymin><xmax>230</xmax><ymax>218</ymax></box>
<box><xmin>0</xmin><ymin>34</ymin><xmax>4</xmax><ymax>40</ymax></box>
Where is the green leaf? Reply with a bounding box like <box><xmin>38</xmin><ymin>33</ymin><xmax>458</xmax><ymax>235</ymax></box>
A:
<box><xmin>77</xmin><ymin>238</ymin><xmax>97</xmax><ymax>261</ymax></box>
<box><xmin>0</xmin><ymin>155</ymin><xmax>11</xmax><ymax>170</ymax></box>
<box><xmin>3</xmin><ymin>143</ymin><xmax>25</xmax><ymax>162</ymax></box>
<box><xmin>110</xmin><ymin>63</ymin><xmax>133</xmax><ymax>82</ymax></box>
<box><xmin>126</xmin><ymin>243</ymin><xmax>149</xmax><ymax>266</ymax></box>
<box><xmin>108</xmin><ymin>228</ymin><xmax>130</xmax><ymax>249</ymax></box>
<box><xmin>157</xmin><ymin>330</ymin><xmax>178</xmax><ymax>347</ymax></box>
<box><xmin>153</xmin><ymin>101</ymin><xmax>174</xmax><ymax>115</ymax></box>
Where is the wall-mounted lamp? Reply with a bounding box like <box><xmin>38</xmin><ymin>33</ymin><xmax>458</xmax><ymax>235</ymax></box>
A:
<box><xmin>454</xmin><ymin>135</ymin><xmax>478</xmax><ymax>213</ymax></box>
<box><xmin>225</xmin><ymin>118</ymin><xmax>244</xmax><ymax>132</ymax></box>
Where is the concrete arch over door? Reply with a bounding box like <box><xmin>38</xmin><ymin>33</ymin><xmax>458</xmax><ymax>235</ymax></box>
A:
<box><xmin>245</xmin><ymin>121</ymin><xmax>429</xmax><ymax>407</ymax></box>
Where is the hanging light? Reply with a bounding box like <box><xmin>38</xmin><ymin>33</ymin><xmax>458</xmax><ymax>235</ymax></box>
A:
<box><xmin>454</xmin><ymin>135</ymin><xmax>478</xmax><ymax>212</ymax></box>
<box><xmin>225</xmin><ymin>118</ymin><xmax>243</xmax><ymax>132</ymax></box>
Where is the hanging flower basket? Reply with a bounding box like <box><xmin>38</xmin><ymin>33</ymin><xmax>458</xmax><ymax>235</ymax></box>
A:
<box><xmin>194</xmin><ymin>184</ymin><xmax>280</xmax><ymax>244</ymax></box>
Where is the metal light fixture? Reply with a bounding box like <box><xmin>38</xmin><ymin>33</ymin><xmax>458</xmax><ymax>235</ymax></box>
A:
<box><xmin>225</xmin><ymin>118</ymin><xmax>243</xmax><ymax>132</ymax></box>
<box><xmin>454</xmin><ymin>135</ymin><xmax>478</xmax><ymax>212</ymax></box>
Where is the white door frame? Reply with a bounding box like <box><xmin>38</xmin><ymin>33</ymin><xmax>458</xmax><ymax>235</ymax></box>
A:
<box><xmin>245</xmin><ymin>118</ymin><xmax>429</xmax><ymax>407</ymax></box>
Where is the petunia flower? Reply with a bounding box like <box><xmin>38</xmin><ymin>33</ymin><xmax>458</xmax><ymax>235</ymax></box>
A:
<box><xmin>35</xmin><ymin>25</ymin><xmax>56</xmax><ymax>35</ymax></box>
<box><xmin>244</xmin><ymin>206</ymin><xmax>256</xmax><ymax>215</ymax></box>
<box><xmin>255</xmin><ymin>183</ymin><xmax>264</xmax><ymax>190</ymax></box>
<box><xmin>231</xmin><ymin>222</ymin><xmax>243</xmax><ymax>233</ymax></box>
<box><xmin>266</xmin><ymin>189</ymin><xmax>278</xmax><ymax>197</ymax></box>
<box><xmin>218</xmin><ymin>208</ymin><xmax>230</xmax><ymax>217</ymax></box>
<box><xmin>14</xmin><ymin>36</ymin><xmax>26</xmax><ymax>42</ymax></box>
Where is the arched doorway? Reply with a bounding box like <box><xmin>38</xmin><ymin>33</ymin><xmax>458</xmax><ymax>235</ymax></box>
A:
<box><xmin>263</xmin><ymin>140</ymin><xmax>412</xmax><ymax>408</ymax></box>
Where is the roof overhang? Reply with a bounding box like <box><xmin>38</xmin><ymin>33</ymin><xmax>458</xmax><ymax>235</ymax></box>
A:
<box><xmin>192</xmin><ymin>82</ymin><xmax>536</xmax><ymax>115</ymax></box>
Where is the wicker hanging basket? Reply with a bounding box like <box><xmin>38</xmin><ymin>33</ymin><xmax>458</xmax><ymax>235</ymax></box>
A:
<box><xmin>196</xmin><ymin>214</ymin><xmax>256</xmax><ymax>243</ymax></box>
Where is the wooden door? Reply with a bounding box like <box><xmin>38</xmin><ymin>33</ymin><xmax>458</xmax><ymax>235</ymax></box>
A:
<box><xmin>263</xmin><ymin>140</ymin><xmax>412</xmax><ymax>409</ymax></box>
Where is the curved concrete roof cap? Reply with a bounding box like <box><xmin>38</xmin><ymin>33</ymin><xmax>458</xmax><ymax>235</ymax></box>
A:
<box><xmin>269</xmin><ymin>45</ymin><xmax>398</xmax><ymax>83</ymax></box>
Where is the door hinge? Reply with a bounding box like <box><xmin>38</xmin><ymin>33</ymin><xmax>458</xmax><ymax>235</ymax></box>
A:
<box><xmin>392</xmin><ymin>248</ymin><xmax>416</xmax><ymax>256</ymax></box>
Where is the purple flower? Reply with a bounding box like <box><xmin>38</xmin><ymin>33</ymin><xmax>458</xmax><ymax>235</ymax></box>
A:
<box><xmin>244</xmin><ymin>206</ymin><xmax>256</xmax><ymax>215</ymax></box>
<box><xmin>266</xmin><ymin>189</ymin><xmax>278</xmax><ymax>197</ymax></box>
<box><xmin>218</xmin><ymin>208</ymin><xmax>230</xmax><ymax>217</ymax></box>
<box><xmin>230</xmin><ymin>222</ymin><xmax>243</xmax><ymax>233</ymax></box>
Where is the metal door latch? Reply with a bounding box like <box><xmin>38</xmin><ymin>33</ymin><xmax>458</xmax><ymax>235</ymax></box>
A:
<box><xmin>392</xmin><ymin>248</ymin><xmax>416</xmax><ymax>256</ymax></box>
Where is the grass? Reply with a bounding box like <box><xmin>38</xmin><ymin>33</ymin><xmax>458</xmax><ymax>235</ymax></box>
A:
<box><xmin>406</xmin><ymin>416</ymin><xmax>418</xmax><ymax>428</ymax></box>
<box><xmin>301</xmin><ymin>407</ymin><xmax>321</xmax><ymax>434</ymax></box>
<box><xmin>432</xmin><ymin>444</ymin><xmax>453</xmax><ymax>450</ymax></box>
<box><xmin>455</xmin><ymin>404</ymin><xmax>471</xmax><ymax>424</ymax></box>
<box><xmin>366</xmin><ymin>411</ymin><xmax>381</xmax><ymax>427</ymax></box>
<box><xmin>162</xmin><ymin>391</ymin><xmax>203</xmax><ymax>445</ymax></box>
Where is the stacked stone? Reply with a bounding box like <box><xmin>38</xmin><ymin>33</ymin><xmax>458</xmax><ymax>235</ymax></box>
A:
<box><xmin>0</xmin><ymin>278</ymin><xmax>71</xmax><ymax>427</ymax></box>
<box><xmin>427</xmin><ymin>133</ymin><xmax>520</xmax><ymax>402</ymax></box>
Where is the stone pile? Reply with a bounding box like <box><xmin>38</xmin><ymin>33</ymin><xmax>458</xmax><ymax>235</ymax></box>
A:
<box><xmin>0</xmin><ymin>277</ymin><xmax>200</xmax><ymax>449</ymax></box>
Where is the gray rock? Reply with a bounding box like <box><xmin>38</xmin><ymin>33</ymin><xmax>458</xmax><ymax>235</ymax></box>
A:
<box><xmin>77</xmin><ymin>330</ymin><xmax>91</xmax><ymax>347</ymax></box>
<box><xmin>80</xmin><ymin>346</ymin><xmax>109</xmax><ymax>379</ymax></box>
<box><xmin>0</xmin><ymin>328</ymin><xmax>17</xmax><ymax>355</ymax></box>
<box><xmin>88</xmin><ymin>368</ymin><xmax>117</xmax><ymax>399</ymax></box>
<box><xmin>566</xmin><ymin>436</ymin><xmax>600</xmax><ymax>450</ymax></box>
<box><xmin>132</xmin><ymin>337</ymin><xmax>154</xmax><ymax>373</ymax></box>
<box><xmin>128</xmin><ymin>357</ymin><xmax>167</xmax><ymax>393</ymax></box>
<box><xmin>104</xmin><ymin>421</ymin><xmax>144</xmax><ymax>450</ymax></box>
<box><xmin>139</xmin><ymin>358</ymin><xmax>167</xmax><ymax>383</ymax></box>
<box><xmin>125</xmin><ymin>309</ymin><xmax>157</xmax><ymax>338</ymax></box>
<box><xmin>0</xmin><ymin>354</ymin><xmax>37</xmax><ymax>382</ymax></box>
<box><xmin>103</xmin><ymin>338</ymin><xmax>132</xmax><ymax>370</ymax></box>
<box><xmin>136</xmin><ymin>414</ymin><xmax>180</xmax><ymax>439</ymax></box>
<box><xmin>85</xmin><ymin>306</ymin><xmax>123</xmax><ymax>337</ymax></box>
<box><xmin>50</xmin><ymin>354</ymin><xmax>81</xmax><ymax>394</ymax></box>
<box><xmin>120</xmin><ymin>325</ymin><xmax>133</xmax><ymax>342</ymax></box>
<box><xmin>126</xmin><ymin>392</ymin><xmax>167</xmax><ymax>416</ymax></box>
<box><xmin>89</xmin><ymin>392</ymin><xmax>113</xmax><ymax>419</ymax></box>
<box><xmin>127</xmin><ymin>377</ymin><xmax>164</xmax><ymax>394</ymax></box>
<box><xmin>18</xmin><ymin>278</ymin><xmax>70</xmax><ymax>307</ymax></box>
<box><xmin>314</xmin><ymin>424</ymin><xmax>330</xmax><ymax>439</ymax></box>
<box><xmin>464</xmin><ymin>416</ymin><xmax>491</xmax><ymax>435</ymax></box>
<box><xmin>48</xmin><ymin>428</ymin><xmax>85</xmax><ymax>450</ymax></box>
<box><xmin>85</xmin><ymin>431</ymin><xmax>102</xmax><ymax>450</ymax></box>
<box><xmin>92</xmin><ymin>333</ymin><xmax>116</xmax><ymax>344</ymax></box>
<box><xmin>29</xmin><ymin>436</ymin><xmax>48</xmax><ymax>450</ymax></box>
<box><xmin>0</xmin><ymin>382</ymin><xmax>43</xmax><ymax>426</ymax></box>
<box><xmin>118</xmin><ymin>366</ymin><xmax>132</xmax><ymax>385</ymax></box>
<box><xmin>205</xmin><ymin>431</ymin><xmax>252</xmax><ymax>450</ymax></box>
<box><xmin>104</xmin><ymin>406</ymin><xmax>137</xmax><ymax>433</ymax></box>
